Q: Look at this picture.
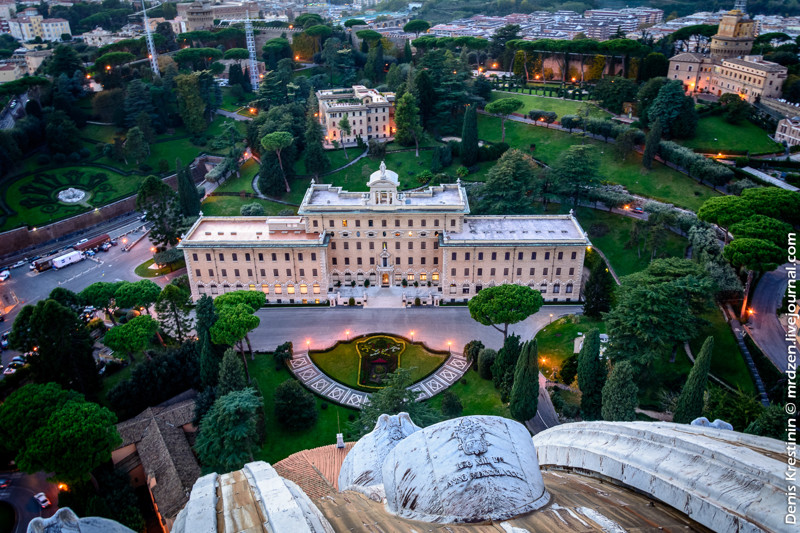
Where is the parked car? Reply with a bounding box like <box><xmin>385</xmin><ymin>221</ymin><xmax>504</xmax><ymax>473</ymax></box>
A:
<box><xmin>10</xmin><ymin>356</ymin><xmax>25</xmax><ymax>365</ymax></box>
<box><xmin>109</xmin><ymin>239</ymin><xmax>118</xmax><ymax>246</ymax></box>
<box><xmin>632</xmin><ymin>206</ymin><xmax>644</xmax><ymax>214</ymax></box>
<box><xmin>100</xmin><ymin>242</ymin><xmax>112</xmax><ymax>252</ymax></box>
<box><xmin>34</xmin><ymin>492</ymin><xmax>51</xmax><ymax>508</ymax></box>
<box><xmin>3</xmin><ymin>367</ymin><xmax>15</xmax><ymax>375</ymax></box>
<box><xmin>85</xmin><ymin>250</ymin><xmax>95</xmax><ymax>257</ymax></box>
<box><xmin>1</xmin><ymin>332</ymin><xmax>8</xmax><ymax>350</ymax></box>
<box><xmin>0</xmin><ymin>478</ymin><xmax>9</xmax><ymax>489</ymax></box>
<box><xmin>9</xmin><ymin>260</ymin><xmax>25</xmax><ymax>269</ymax></box>
<box><xmin>0</xmin><ymin>270</ymin><xmax>9</xmax><ymax>281</ymax></box>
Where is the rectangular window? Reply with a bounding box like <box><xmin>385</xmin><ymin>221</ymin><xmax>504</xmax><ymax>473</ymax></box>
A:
<box><xmin>557</xmin><ymin>252</ymin><xmax>563</xmax><ymax>260</ymax></box>
<box><xmin>342</xmin><ymin>220</ymin><xmax>348</xmax><ymax>227</ymax></box>
<box><xmin>313</xmin><ymin>220</ymin><xmax>318</xmax><ymax>227</ymax></box>
<box><xmin>274</xmin><ymin>285</ymin><xmax>282</xmax><ymax>294</ymax></box>
<box><xmin>516</xmin><ymin>268</ymin><xmax>521</xmax><ymax>276</ymax></box>
<box><xmin>408</xmin><ymin>257</ymin><xmax>413</xmax><ymax>265</ymax></box>
<box><xmin>553</xmin><ymin>284</ymin><xmax>560</xmax><ymax>294</ymax></box>
<box><xmin>452</xmin><ymin>252</ymin><xmax>457</xmax><ymax>260</ymax></box>
<box><xmin>219</xmin><ymin>253</ymin><xmax>224</xmax><ymax>261</ymax></box>
<box><xmin>545</xmin><ymin>252</ymin><xmax>551</xmax><ymax>260</ymax></box>
<box><xmin>286</xmin><ymin>268</ymin><xmax>291</xmax><ymax>276</ymax></box>
<box><xmin>490</xmin><ymin>268</ymin><xmax>496</xmax><ymax>276</ymax></box>
<box><xmin>260</xmin><ymin>268</ymin><xmax>266</xmax><ymax>276</ymax></box>
<box><xmin>298</xmin><ymin>253</ymin><xmax>303</xmax><ymax>261</ymax></box>
<box><xmin>355</xmin><ymin>220</ymin><xmax>361</xmax><ymax>227</ymax></box>
<box><xmin>206</xmin><ymin>253</ymin><xmax>211</xmax><ymax>261</ymax></box>
<box><xmin>421</xmin><ymin>219</ymin><xmax>427</xmax><ymax>227</ymax></box>
<box><xmin>356</xmin><ymin>242</ymin><xmax>362</xmax><ymax>250</ymax></box>
<box><xmin>195</xmin><ymin>268</ymin><xmax>201</xmax><ymax>276</ymax></box>
<box><xmin>273</xmin><ymin>268</ymin><xmax>279</xmax><ymax>276</ymax></box>
<box><xmin>465</xmin><ymin>252</ymin><xmax>470</xmax><ymax>261</ymax></box>
<box><xmin>478</xmin><ymin>252</ymin><xmax>483</xmax><ymax>260</ymax></box>
<box><xmin>543</xmin><ymin>268</ymin><xmax>549</xmax><ymax>276</ymax></box>
<box><xmin>421</xmin><ymin>242</ymin><xmax>426</xmax><ymax>250</ymax></box>
<box><xmin>299</xmin><ymin>268</ymin><xmax>305</xmax><ymax>277</ymax></box>
<box><xmin>450</xmin><ymin>219</ymin><xmax>455</xmax><ymax>227</ymax></box>
<box><xmin>464</xmin><ymin>268</ymin><xmax>469</xmax><ymax>276</ymax></box>
<box><xmin>433</xmin><ymin>257</ymin><xmax>438</xmax><ymax>264</ymax></box>
<box><xmin>192</xmin><ymin>253</ymin><xmax>198</xmax><ymax>261</ymax></box>
<box><xmin>433</xmin><ymin>241</ymin><xmax>439</xmax><ymax>250</ymax></box>
<box><xmin>357</xmin><ymin>258</ymin><xmax>363</xmax><ymax>265</ymax></box>
<box><xmin>408</xmin><ymin>220</ymin><xmax>413</xmax><ymax>227</ymax></box>
<box><xmin>370</xmin><ymin>257</ymin><xmax>375</xmax><ymax>265</ymax></box>
<box><xmin>369</xmin><ymin>219</ymin><xmax>374</xmax><ymax>227</ymax></box>
<box><xmin>288</xmin><ymin>285</ymin><xmax>295</xmax><ymax>294</ymax></box>
<box><xmin>271</xmin><ymin>253</ymin><xmax>277</xmax><ymax>261</ymax></box>
<box><xmin>571</xmin><ymin>252</ymin><xmax>577</xmax><ymax>260</ymax></box>
<box><xmin>531</xmin><ymin>252</ymin><xmax>537</xmax><ymax>260</ymax></box>
<box><xmin>208</xmin><ymin>269</ymin><xmax>214</xmax><ymax>276</ymax></box>
<box><xmin>504</xmin><ymin>252</ymin><xmax>510</xmax><ymax>260</ymax></box>
<box><xmin>258</xmin><ymin>253</ymin><xmax>263</xmax><ymax>261</ymax></box>
<box><xmin>344</xmin><ymin>242</ymin><xmax>349</xmax><ymax>250</ymax></box>
<box><xmin>285</xmin><ymin>253</ymin><xmax>290</xmax><ymax>261</ymax></box>
<box><xmin>395</xmin><ymin>219</ymin><xmax>400</xmax><ymax>227</ymax></box>
<box><xmin>329</xmin><ymin>220</ymin><xmax>334</xmax><ymax>228</ymax></box>
<box><xmin>408</xmin><ymin>242</ymin><xmax>413</xmax><ymax>250</ymax></box>
<box><xmin>530</xmin><ymin>268</ymin><xmax>535</xmax><ymax>275</ymax></box>
<box><xmin>313</xmin><ymin>268</ymin><xmax>318</xmax><ymax>276</ymax></box>
<box><xmin>491</xmin><ymin>252</ymin><xmax>497</xmax><ymax>261</ymax></box>
<box><xmin>477</xmin><ymin>268</ymin><xmax>483</xmax><ymax>275</ymax></box>
<box><xmin>518</xmin><ymin>252</ymin><xmax>523</xmax><ymax>260</ymax></box>
<box><xmin>344</xmin><ymin>258</ymin><xmax>350</xmax><ymax>265</ymax></box>
<box><xmin>247</xmin><ymin>268</ymin><xmax>253</xmax><ymax>277</ymax></box>
<box><xmin>421</xmin><ymin>257</ymin><xmax>426</xmax><ymax>265</ymax></box>
<box><xmin>434</xmin><ymin>219</ymin><xmax>439</xmax><ymax>226</ymax></box>
<box><xmin>432</xmin><ymin>273</ymin><xmax>439</xmax><ymax>281</ymax></box>
<box><xmin>245</xmin><ymin>253</ymin><xmax>251</xmax><ymax>261</ymax></box>
<box><xmin>382</xmin><ymin>220</ymin><xmax>387</xmax><ymax>227</ymax></box>
<box><xmin>556</xmin><ymin>267</ymin><xmax>561</xmax><ymax>275</ymax></box>
<box><xmin>451</xmin><ymin>268</ymin><xmax>456</xmax><ymax>276</ymax></box>
<box><xmin>221</xmin><ymin>268</ymin><xmax>227</xmax><ymax>277</ymax></box>
<box><xmin>503</xmin><ymin>268</ymin><xmax>509</xmax><ymax>276</ymax></box>
<box><xmin>395</xmin><ymin>242</ymin><xmax>400</xmax><ymax>250</ymax></box>
<box><xmin>232</xmin><ymin>253</ymin><xmax>238</xmax><ymax>262</ymax></box>
<box><xmin>395</xmin><ymin>257</ymin><xmax>400</xmax><ymax>265</ymax></box>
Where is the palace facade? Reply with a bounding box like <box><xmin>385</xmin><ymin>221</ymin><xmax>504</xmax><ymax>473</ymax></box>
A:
<box><xmin>179</xmin><ymin>164</ymin><xmax>590</xmax><ymax>305</ymax></box>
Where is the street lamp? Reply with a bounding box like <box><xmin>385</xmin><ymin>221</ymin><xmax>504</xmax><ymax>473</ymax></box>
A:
<box><xmin>306</xmin><ymin>339</ymin><xmax>311</xmax><ymax>350</ymax></box>
<box><xmin>549</xmin><ymin>313</ymin><xmax>553</xmax><ymax>324</ymax></box>
<box><xmin>345</xmin><ymin>329</ymin><xmax>350</xmax><ymax>340</ymax></box>
<box><xmin>410</xmin><ymin>330</ymin><xmax>415</xmax><ymax>342</ymax></box>
<box><xmin>447</xmin><ymin>341</ymin><xmax>452</xmax><ymax>354</ymax></box>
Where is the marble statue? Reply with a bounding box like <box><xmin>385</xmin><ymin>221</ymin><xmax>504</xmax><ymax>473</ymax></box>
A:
<box><xmin>380</xmin><ymin>160</ymin><xmax>386</xmax><ymax>178</ymax></box>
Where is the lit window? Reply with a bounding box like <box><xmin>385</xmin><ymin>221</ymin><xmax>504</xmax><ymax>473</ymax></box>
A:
<box><xmin>407</xmin><ymin>274</ymin><xmax>415</xmax><ymax>281</ymax></box>
<box><xmin>287</xmin><ymin>285</ymin><xmax>296</xmax><ymax>294</ymax></box>
<box><xmin>261</xmin><ymin>284</ymin><xmax>269</xmax><ymax>294</ymax></box>
<box><xmin>313</xmin><ymin>283</ymin><xmax>320</xmax><ymax>294</ymax></box>
<box><xmin>420</xmin><ymin>273</ymin><xmax>427</xmax><ymax>281</ymax></box>
<box><xmin>274</xmin><ymin>285</ymin><xmax>282</xmax><ymax>294</ymax></box>
<box><xmin>342</xmin><ymin>220</ymin><xmax>348</xmax><ymax>227</ymax></box>
<box><xmin>432</xmin><ymin>272</ymin><xmax>439</xmax><ymax>281</ymax></box>
<box><xmin>300</xmin><ymin>284</ymin><xmax>308</xmax><ymax>294</ymax></box>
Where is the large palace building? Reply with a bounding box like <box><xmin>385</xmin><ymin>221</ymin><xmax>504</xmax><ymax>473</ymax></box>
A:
<box><xmin>179</xmin><ymin>163</ymin><xmax>590</xmax><ymax>305</ymax></box>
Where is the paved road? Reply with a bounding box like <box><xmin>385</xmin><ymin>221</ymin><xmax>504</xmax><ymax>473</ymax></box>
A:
<box><xmin>250</xmin><ymin>305</ymin><xmax>582</xmax><ymax>353</ymax></box>
<box><xmin>747</xmin><ymin>263</ymin><xmax>796</xmax><ymax>373</ymax></box>
<box><xmin>0</xmin><ymin>471</ymin><xmax>58</xmax><ymax>533</ymax></box>
<box><xmin>216</xmin><ymin>109</ymin><xmax>252</xmax><ymax>121</ymax></box>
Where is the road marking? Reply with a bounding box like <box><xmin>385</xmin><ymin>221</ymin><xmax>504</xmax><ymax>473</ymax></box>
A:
<box><xmin>58</xmin><ymin>263</ymin><xmax>103</xmax><ymax>285</ymax></box>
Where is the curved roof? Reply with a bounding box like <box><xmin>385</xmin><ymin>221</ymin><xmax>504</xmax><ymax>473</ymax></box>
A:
<box><xmin>532</xmin><ymin>421</ymin><xmax>785</xmax><ymax>533</ymax></box>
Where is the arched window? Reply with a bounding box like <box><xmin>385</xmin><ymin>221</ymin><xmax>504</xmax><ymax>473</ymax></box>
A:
<box><xmin>313</xmin><ymin>283</ymin><xmax>320</xmax><ymax>294</ymax></box>
<box><xmin>300</xmin><ymin>284</ymin><xmax>308</xmax><ymax>294</ymax></box>
<box><xmin>566</xmin><ymin>283</ymin><xmax>573</xmax><ymax>294</ymax></box>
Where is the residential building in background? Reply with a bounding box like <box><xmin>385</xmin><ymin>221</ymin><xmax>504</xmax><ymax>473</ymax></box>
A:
<box><xmin>177</xmin><ymin>0</ymin><xmax>260</xmax><ymax>31</ymax></box>
<box><xmin>0</xmin><ymin>63</ymin><xmax>22</xmax><ymax>83</ymax></box>
<box><xmin>317</xmin><ymin>85</ymin><xmax>395</xmax><ymax>146</ymax></box>
<box><xmin>774</xmin><ymin>117</ymin><xmax>800</xmax><ymax>147</ymax></box>
<box><xmin>8</xmin><ymin>13</ymin><xmax>71</xmax><ymax>41</ymax></box>
<box><xmin>179</xmin><ymin>165</ymin><xmax>589</xmax><ymax>305</ymax></box>
<box><xmin>711</xmin><ymin>55</ymin><xmax>787</xmax><ymax>102</ymax></box>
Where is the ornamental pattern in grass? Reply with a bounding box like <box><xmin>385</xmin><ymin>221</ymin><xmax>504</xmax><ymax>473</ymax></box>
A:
<box><xmin>356</xmin><ymin>335</ymin><xmax>404</xmax><ymax>387</ymax></box>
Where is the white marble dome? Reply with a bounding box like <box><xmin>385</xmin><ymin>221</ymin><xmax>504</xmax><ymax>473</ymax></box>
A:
<box><xmin>382</xmin><ymin>416</ymin><xmax>550</xmax><ymax>523</ymax></box>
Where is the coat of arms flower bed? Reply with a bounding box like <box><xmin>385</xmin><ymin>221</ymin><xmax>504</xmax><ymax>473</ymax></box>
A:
<box><xmin>356</xmin><ymin>335</ymin><xmax>404</xmax><ymax>387</ymax></box>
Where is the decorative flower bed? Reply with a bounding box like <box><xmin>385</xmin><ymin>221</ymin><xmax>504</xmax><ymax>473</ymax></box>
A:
<box><xmin>355</xmin><ymin>335</ymin><xmax>405</xmax><ymax>387</ymax></box>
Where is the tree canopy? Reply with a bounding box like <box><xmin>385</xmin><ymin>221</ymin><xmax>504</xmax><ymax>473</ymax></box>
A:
<box><xmin>468</xmin><ymin>284</ymin><xmax>544</xmax><ymax>340</ymax></box>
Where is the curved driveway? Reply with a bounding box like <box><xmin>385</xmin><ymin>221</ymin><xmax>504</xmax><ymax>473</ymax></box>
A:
<box><xmin>0</xmin><ymin>471</ymin><xmax>57</xmax><ymax>533</ymax></box>
<box><xmin>747</xmin><ymin>263</ymin><xmax>795</xmax><ymax>373</ymax></box>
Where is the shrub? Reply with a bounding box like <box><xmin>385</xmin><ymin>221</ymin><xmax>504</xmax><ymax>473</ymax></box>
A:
<box><xmin>478</xmin><ymin>142</ymin><xmax>509</xmax><ymax>162</ymax></box>
<box><xmin>190</xmin><ymin>135</ymin><xmax>207</xmax><ymax>146</ymax></box>
<box><xmin>440</xmin><ymin>390</ymin><xmax>463</xmax><ymax>417</ymax></box>
<box><xmin>138</xmin><ymin>163</ymin><xmax>153</xmax><ymax>172</ymax></box>
<box><xmin>274</xmin><ymin>380</ymin><xmax>318</xmax><ymax>430</ymax></box>
<box><xmin>79</xmin><ymin>147</ymin><xmax>91</xmax><ymax>159</ymax></box>
<box><xmin>37</xmin><ymin>154</ymin><xmax>51</xmax><ymax>165</ymax></box>
<box><xmin>364</xmin><ymin>278</ymin><xmax>370</xmax><ymax>287</ymax></box>
<box><xmin>68</xmin><ymin>151</ymin><xmax>81</xmax><ymax>162</ymax></box>
<box><xmin>348</xmin><ymin>296</ymin><xmax>356</xmax><ymax>306</ymax></box>
<box><xmin>368</xmin><ymin>138</ymin><xmax>386</xmax><ymax>159</ymax></box>
<box><xmin>87</xmin><ymin>317</ymin><xmax>107</xmax><ymax>332</ymax></box>
<box><xmin>414</xmin><ymin>297</ymin><xmax>421</xmax><ymax>306</ymax></box>
<box><xmin>477</xmin><ymin>348</ymin><xmax>497</xmax><ymax>380</ymax></box>
<box><xmin>158</xmin><ymin>158</ymin><xmax>170</xmax><ymax>173</ymax></box>
<box><xmin>273</xmin><ymin>341</ymin><xmax>293</xmax><ymax>366</ymax></box>
<box><xmin>456</xmin><ymin>166</ymin><xmax>469</xmax><ymax>178</ymax></box>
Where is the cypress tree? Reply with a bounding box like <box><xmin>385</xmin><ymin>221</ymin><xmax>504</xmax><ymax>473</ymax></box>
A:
<box><xmin>583</xmin><ymin>259</ymin><xmax>615</xmax><ymax>319</ymax></box>
<box><xmin>492</xmin><ymin>334</ymin><xmax>521</xmax><ymax>390</ymax></box>
<box><xmin>577</xmin><ymin>329</ymin><xmax>606</xmax><ymax>420</ymax></box>
<box><xmin>196</xmin><ymin>295</ymin><xmax>221</xmax><ymax>388</ymax></box>
<box><xmin>601</xmin><ymin>361</ymin><xmax>638</xmax><ymax>421</ymax></box>
<box><xmin>673</xmin><ymin>336</ymin><xmax>714</xmax><ymax>423</ymax></box>
<box><xmin>303</xmin><ymin>89</ymin><xmax>330</xmax><ymax>177</ymax></box>
<box><xmin>642</xmin><ymin>118</ymin><xmax>661</xmax><ymax>170</ymax></box>
<box><xmin>510</xmin><ymin>340</ymin><xmax>540</xmax><ymax>422</ymax></box>
<box><xmin>403</xmin><ymin>39</ymin><xmax>412</xmax><ymax>63</ymax></box>
<box><xmin>461</xmin><ymin>104</ymin><xmax>479</xmax><ymax>167</ymax></box>
<box><xmin>217</xmin><ymin>348</ymin><xmax>247</xmax><ymax>397</ymax></box>
<box><xmin>177</xmin><ymin>159</ymin><xmax>201</xmax><ymax>217</ymax></box>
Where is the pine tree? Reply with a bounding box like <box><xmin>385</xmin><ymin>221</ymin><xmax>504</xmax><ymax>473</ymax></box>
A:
<box><xmin>394</xmin><ymin>92</ymin><xmax>422</xmax><ymax>156</ymax></box>
<box><xmin>196</xmin><ymin>295</ymin><xmax>221</xmax><ymax>389</ymax></box>
<box><xmin>642</xmin><ymin>119</ymin><xmax>661</xmax><ymax>170</ymax></box>
<box><xmin>440</xmin><ymin>390</ymin><xmax>463</xmax><ymax>418</ymax></box>
<box><xmin>583</xmin><ymin>259</ymin><xmax>615</xmax><ymax>319</ymax></box>
<box><xmin>195</xmin><ymin>388</ymin><xmax>262</xmax><ymax>472</ymax></box>
<box><xmin>601</xmin><ymin>361</ymin><xmax>638</xmax><ymax>421</ymax></box>
<box><xmin>577</xmin><ymin>329</ymin><xmax>606</xmax><ymax>420</ymax></box>
<box><xmin>403</xmin><ymin>39</ymin><xmax>412</xmax><ymax>63</ymax></box>
<box><xmin>124</xmin><ymin>127</ymin><xmax>148</xmax><ymax>164</ymax></box>
<box><xmin>135</xmin><ymin>111</ymin><xmax>155</xmax><ymax>143</ymax></box>
<box><xmin>303</xmin><ymin>90</ymin><xmax>330</xmax><ymax>177</ymax></box>
<box><xmin>491</xmin><ymin>334</ymin><xmax>522</xmax><ymax>395</ymax></box>
<box><xmin>123</xmin><ymin>79</ymin><xmax>154</xmax><ymax>127</ymax></box>
<box><xmin>177</xmin><ymin>160</ymin><xmax>201</xmax><ymax>216</ymax></box>
<box><xmin>217</xmin><ymin>348</ymin><xmax>247</xmax><ymax>396</ymax></box>
<box><xmin>510</xmin><ymin>340</ymin><xmax>540</xmax><ymax>422</ymax></box>
<box><xmin>461</xmin><ymin>103</ymin><xmax>479</xmax><ymax>167</ymax></box>
<box><xmin>673</xmin><ymin>336</ymin><xmax>714</xmax><ymax>423</ymax></box>
<box><xmin>477</xmin><ymin>348</ymin><xmax>497</xmax><ymax>380</ymax></box>
<box><xmin>258</xmin><ymin>152</ymin><xmax>288</xmax><ymax>197</ymax></box>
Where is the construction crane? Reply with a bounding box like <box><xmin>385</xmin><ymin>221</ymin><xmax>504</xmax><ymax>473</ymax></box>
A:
<box><xmin>244</xmin><ymin>11</ymin><xmax>259</xmax><ymax>90</ymax></box>
<box><xmin>141</xmin><ymin>0</ymin><xmax>160</xmax><ymax>78</ymax></box>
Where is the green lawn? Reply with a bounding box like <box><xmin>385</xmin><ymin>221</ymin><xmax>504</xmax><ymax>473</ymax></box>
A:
<box><xmin>98</xmin><ymin>360</ymin><xmax>138</xmax><ymax>409</ymax></box>
<box><xmin>214</xmin><ymin>159</ymin><xmax>259</xmax><ymax>194</ymax></box>
<box><xmin>478</xmin><ymin>115</ymin><xmax>719</xmax><ymax>211</ymax></box>
<box><xmin>310</xmin><ymin>336</ymin><xmax>447</xmax><ymax>392</ymax></box>
<box><xmin>680</xmin><ymin>115</ymin><xmax>782</xmax><ymax>154</ymax></box>
<box><xmin>426</xmin><ymin>373</ymin><xmax>510</xmax><ymax>418</ymax></box>
<box><xmin>1</xmin><ymin>166</ymin><xmax>138</xmax><ymax>231</ymax></box>
<box><xmin>689</xmin><ymin>308</ymin><xmax>755</xmax><ymax>395</ymax></box>
<box><xmin>572</xmin><ymin>207</ymin><xmax>688</xmax><ymax>278</ymax></box>
<box><xmin>292</xmin><ymin>148</ymin><xmax>352</xmax><ymax>176</ymax></box>
<box><xmin>134</xmin><ymin>258</ymin><xmax>185</xmax><ymax>278</ymax></box>
<box><xmin>201</xmin><ymin>195</ymin><xmax>290</xmax><ymax>216</ymax></box>
<box><xmin>534</xmin><ymin>315</ymin><xmax>606</xmax><ymax>382</ymax></box>
<box><xmin>221</xmin><ymin>87</ymin><xmax>248</xmax><ymax>112</ymax></box>
<box><xmin>81</xmin><ymin>123</ymin><xmax>123</xmax><ymax>144</ymax></box>
<box><xmin>489</xmin><ymin>90</ymin><xmax>610</xmax><ymax>118</ymax></box>
<box><xmin>320</xmin><ymin>150</ymin><xmax>435</xmax><ymax>192</ymax></box>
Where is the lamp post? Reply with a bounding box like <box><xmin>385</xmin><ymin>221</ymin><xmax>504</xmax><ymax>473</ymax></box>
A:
<box><xmin>410</xmin><ymin>330</ymin><xmax>415</xmax><ymax>342</ymax></box>
<box><xmin>549</xmin><ymin>313</ymin><xmax>553</xmax><ymax>324</ymax></box>
<box><xmin>447</xmin><ymin>341</ymin><xmax>452</xmax><ymax>354</ymax></box>
<box><xmin>345</xmin><ymin>330</ymin><xmax>350</xmax><ymax>341</ymax></box>
<box><xmin>306</xmin><ymin>340</ymin><xmax>310</xmax><ymax>351</ymax></box>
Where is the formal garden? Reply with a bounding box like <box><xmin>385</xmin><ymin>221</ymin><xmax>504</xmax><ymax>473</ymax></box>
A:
<box><xmin>310</xmin><ymin>334</ymin><xmax>448</xmax><ymax>391</ymax></box>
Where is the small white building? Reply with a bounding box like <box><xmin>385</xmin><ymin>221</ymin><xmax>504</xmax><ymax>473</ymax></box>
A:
<box><xmin>775</xmin><ymin>117</ymin><xmax>800</xmax><ymax>148</ymax></box>
<box><xmin>317</xmin><ymin>85</ymin><xmax>395</xmax><ymax>147</ymax></box>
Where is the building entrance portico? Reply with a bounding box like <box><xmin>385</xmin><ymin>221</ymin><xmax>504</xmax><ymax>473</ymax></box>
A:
<box><xmin>381</xmin><ymin>273</ymin><xmax>389</xmax><ymax>286</ymax></box>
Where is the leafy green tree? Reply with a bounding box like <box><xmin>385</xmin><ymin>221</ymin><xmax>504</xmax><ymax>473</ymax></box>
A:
<box><xmin>460</xmin><ymin>103</ymin><xmax>479</xmax><ymax>167</ymax></box>
<box><xmin>0</xmin><ymin>383</ymin><xmax>81</xmax><ymax>454</ymax></box>
<box><xmin>394</xmin><ymin>92</ymin><xmax>423</xmax><ymax>156</ymax></box>
<box><xmin>136</xmin><ymin>175</ymin><xmax>182</xmax><ymax>247</ymax></box>
<box><xmin>463</xmin><ymin>340</ymin><xmax>484</xmax><ymax>369</ymax></box>
<box><xmin>114</xmin><ymin>279</ymin><xmax>162</xmax><ymax>313</ymax></box>
<box><xmin>403</xmin><ymin>19</ymin><xmax>430</xmax><ymax>38</ymax></box>
<box><xmin>260</xmin><ymin>131</ymin><xmax>294</xmax><ymax>192</ymax></box>
<box><xmin>45</xmin><ymin>110</ymin><xmax>81</xmax><ymax>155</ymax></box>
<box><xmin>274</xmin><ymin>380</ymin><xmax>318</xmax><ymax>430</ymax></box>
<box><xmin>240</xmin><ymin>202</ymin><xmax>265</xmax><ymax>215</ymax></box>
<box><xmin>477</xmin><ymin>149</ymin><xmax>536</xmax><ymax>214</ymax></box>
<box><xmin>80</xmin><ymin>282</ymin><xmax>123</xmax><ymax>325</ymax></box>
<box><xmin>648</xmin><ymin>80</ymin><xmax>697</xmax><ymax>139</ymax></box>
<box><xmin>303</xmin><ymin>90</ymin><xmax>329</xmax><ymax>177</ymax></box>
<box><xmin>673</xmin><ymin>336</ymin><xmax>714</xmax><ymax>423</ymax></box>
<box><xmin>155</xmin><ymin>284</ymin><xmax>193</xmax><ymax>343</ymax></box>
<box><xmin>223</xmin><ymin>47</ymin><xmax>249</xmax><ymax>61</ymax></box>
<box><xmin>124</xmin><ymin>126</ymin><xmax>148</xmax><ymax>164</ymax></box>
<box><xmin>17</xmin><ymin>397</ymin><xmax>120</xmax><ymax>483</ymax></box>
<box><xmin>47</xmin><ymin>44</ymin><xmax>83</xmax><ymax>77</ymax></box>
<box><xmin>404</xmin><ymin>39</ymin><xmax>413</xmax><ymax>63</ymax></box>
<box><xmin>195</xmin><ymin>388</ymin><xmax>263</xmax><ymax>472</ymax></box>
<box><xmin>123</xmin><ymin>80</ymin><xmax>154</xmax><ymax>127</ymax></box>
<box><xmin>509</xmin><ymin>340</ymin><xmax>540</xmax><ymax>422</ymax></box>
<box><xmin>560</xmin><ymin>355</ymin><xmax>579</xmax><ymax>386</ymax></box>
<box><xmin>468</xmin><ymin>284</ymin><xmax>544</xmax><ymax>341</ymax></box>
<box><xmin>592</xmin><ymin>76</ymin><xmax>638</xmax><ymax>114</ymax></box>
<box><xmin>740</xmin><ymin>187</ymin><xmax>800</xmax><ymax>226</ymax></box>
<box><xmin>583</xmin><ymin>259</ymin><xmax>615</xmax><ymax>319</ymax></box>
<box><xmin>365</xmin><ymin>40</ymin><xmax>385</xmax><ymax>83</ymax></box>
<box><xmin>477</xmin><ymin>348</ymin><xmax>497</xmax><ymax>380</ymax></box>
<box><xmin>636</xmin><ymin>77</ymin><xmax>669</xmax><ymax>127</ymax></box>
<box><xmin>103</xmin><ymin>315</ymin><xmax>160</xmax><ymax>361</ymax></box>
<box><xmin>217</xmin><ymin>348</ymin><xmax>247</xmax><ymax>396</ymax></box>
<box><xmin>135</xmin><ymin>111</ymin><xmax>155</xmax><ymax>143</ymax></box>
<box><xmin>177</xmin><ymin>159</ymin><xmax>201</xmax><ymax>216</ymax></box>
<box><xmin>551</xmin><ymin>144</ymin><xmax>599</xmax><ymax>207</ymax></box>
<box><xmin>385</xmin><ymin>63</ymin><xmax>402</xmax><ymax>90</ymax></box>
<box><xmin>730</xmin><ymin>215</ymin><xmax>792</xmax><ymax>248</ymax></box>
<box><xmin>48</xmin><ymin>287</ymin><xmax>82</xmax><ymax>314</ymax></box>
<box><xmin>197</xmin><ymin>295</ymin><xmax>220</xmax><ymax>388</ymax></box>
<box><xmin>697</xmin><ymin>195</ymin><xmax>749</xmax><ymax>244</ymax></box>
<box><xmin>723</xmin><ymin>238</ymin><xmax>785</xmax><ymax>272</ymax></box>
<box><xmin>601</xmin><ymin>361</ymin><xmax>638</xmax><ymax>421</ymax></box>
<box><xmin>305</xmin><ymin>24</ymin><xmax>332</xmax><ymax>55</ymax></box>
<box><xmin>337</xmin><ymin>114</ymin><xmax>352</xmax><ymax>159</ymax></box>
<box><xmin>642</xmin><ymin>118</ymin><xmax>662</xmax><ymax>170</ymax></box>
<box><xmin>353</xmin><ymin>368</ymin><xmax>440</xmax><ymax>437</ymax></box>
<box><xmin>745</xmin><ymin>404</ymin><xmax>788</xmax><ymax>440</ymax></box>
<box><xmin>484</xmin><ymin>97</ymin><xmax>523</xmax><ymax>142</ymax></box>
<box><xmin>718</xmin><ymin>93</ymin><xmax>750</xmax><ymax>124</ymax></box>
<box><xmin>175</xmin><ymin>73</ymin><xmax>207</xmax><ymax>134</ymax></box>
<box><xmin>344</xmin><ymin>18</ymin><xmax>366</xmax><ymax>28</ymax></box>
<box><xmin>577</xmin><ymin>329</ymin><xmax>606</xmax><ymax>420</ymax></box>
<box><xmin>210</xmin><ymin>303</ymin><xmax>259</xmax><ymax>382</ymax></box>
<box><xmin>440</xmin><ymin>390</ymin><xmax>463</xmax><ymax>418</ymax></box>
<box><xmin>492</xmin><ymin>334</ymin><xmax>522</xmax><ymax>398</ymax></box>
<box><xmin>9</xmin><ymin>299</ymin><xmax>99</xmax><ymax>394</ymax></box>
